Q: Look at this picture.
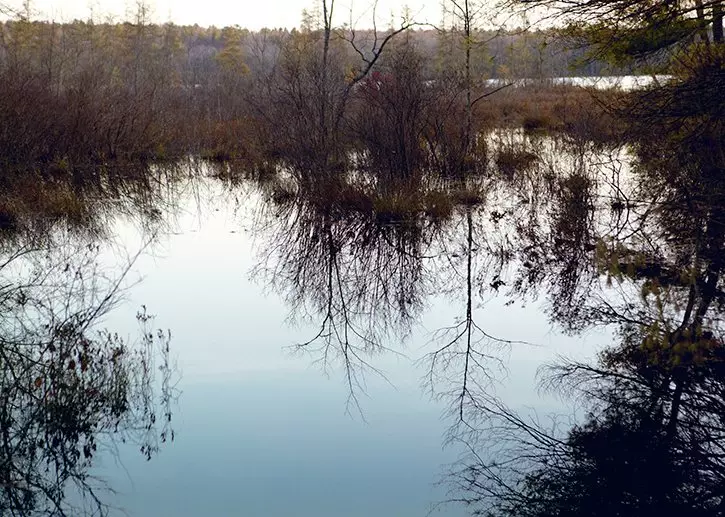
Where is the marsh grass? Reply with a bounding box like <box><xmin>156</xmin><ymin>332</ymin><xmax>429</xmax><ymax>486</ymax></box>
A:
<box><xmin>475</xmin><ymin>85</ymin><xmax>625</xmax><ymax>144</ymax></box>
<box><xmin>0</xmin><ymin>161</ymin><xmax>188</xmax><ymax>238</ymax></box>
<box><xmin>0</xmin><ymin>173</ymin><xmax>89</xmax><ymax>231</ymax></box>
<box><xmin>495</xmin><ymin>148</ymin><xmax>540</xmax><ymax>177</ymax></box>
<box><xmin>264</xmin><ymin>171</ymin><xmax>488</xmax><ymax>227</ymax></box>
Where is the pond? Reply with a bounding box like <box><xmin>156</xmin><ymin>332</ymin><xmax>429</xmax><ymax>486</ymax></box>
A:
<box><xmin>90</xmin><ymin>162</ymin><xmax>604</xmax><ymax>517</ymax></box>
<box><xmin>2</xmin><ymin>126</ymin><xmax>723</xmax><ymax>517</ymax></box>
<box><xmin>484</xmin><ymin>74</ymin><xmax>673</xmax><ymax>90</ymax></box>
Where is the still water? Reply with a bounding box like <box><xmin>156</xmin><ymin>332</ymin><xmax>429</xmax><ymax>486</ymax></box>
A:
<box><xmin>75</xmin><ymin>171</ymin><xmax>605</xmax><ymax>517</ymax></box>
<box><xmin>3</xmin><ymin>69</ymin><xmax>724</xmax><ymax>515</ymax></box>
<box><xmin>484</xmin><ymin>74</ymin><xmax>672</xmax><ymax>90</ymax></box>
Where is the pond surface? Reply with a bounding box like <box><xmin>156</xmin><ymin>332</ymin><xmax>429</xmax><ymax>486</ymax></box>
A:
<box><xmin>86</xmin><ymin>173</ymin><xmax>603</xmax><ymax>517</ymax></box>
<box><xmin>485</xmin><ymin>74</ymin><xmax>673</xmax><ymax>90</ymax></box>
<box><xmin>5</xmin><ymin>123</ymin><xmax>721</xmax><ymax>517</ymax></box>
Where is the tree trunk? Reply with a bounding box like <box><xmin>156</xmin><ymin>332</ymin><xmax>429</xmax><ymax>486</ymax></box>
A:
<box><xmin>714</xmin><ymin>1</ymin><xmax>724</xmax><ymax>43</ymax></box>
<box><xmin>320</xmin><ymin>0</ymin><xmax>334</xmax><ymax>168</ymax></box>
<box><xmin>463</xmin><ymin>0</ymin><xmax>472</xmax><ymax>174</ymax></box>
<box><xmin>695</xmin><ymin>0</ymin><xmax>709</xmax><ymax>43</ymax></box>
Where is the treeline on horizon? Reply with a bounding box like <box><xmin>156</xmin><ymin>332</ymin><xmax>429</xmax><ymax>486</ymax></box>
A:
<box><xmin>0</xmin><ymin>12</ymin><xmax>628</xmax><ymax>167</ymax></box>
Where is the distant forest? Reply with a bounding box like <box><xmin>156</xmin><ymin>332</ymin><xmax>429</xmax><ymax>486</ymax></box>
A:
<box><xmin>0</xmin><ymin>16</ymin><xmax>632</xmax><ymax>164</ymax></box>
<box><xmin>0</xmin><ymin>19</ymin><xmax>626</xmax><ymax>85</ymax></box>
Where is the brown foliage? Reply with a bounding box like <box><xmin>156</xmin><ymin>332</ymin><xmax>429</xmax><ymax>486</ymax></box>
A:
<box><xmin>475</xmin><ymin>84</ymin><xmax>626</xmax><ymax>144</ymax></box>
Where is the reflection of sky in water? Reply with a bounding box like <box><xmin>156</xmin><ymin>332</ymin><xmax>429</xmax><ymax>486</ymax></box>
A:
<box><xmin>94</xmin><ymin>180</ymin><xmax>608</xmax><ymax>517</ymax></box>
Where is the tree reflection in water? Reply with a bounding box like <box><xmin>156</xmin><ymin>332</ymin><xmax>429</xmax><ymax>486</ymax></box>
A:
<box><xmin>242</xmin><ymin>111</ymin><xmax>725</xmax><ymax>514</ymax></box>
<box><xmin>442</xmin><ymin>90</ymin><xmax>725</xmax><ymax>514</ymax></box>
<box><xmin>4</xmin><ymin>120</ymin><xmax>723</xmax><ymax>514</ymax></box>
<box><xmin>249</xmin><ymin>175</ymin><xmax>439</xmax><ymax>412</ymax></box>
<box><xmin>0</xmin><ymin>173</ymin><xmax>178</xmax><ymax>516</ymax></box>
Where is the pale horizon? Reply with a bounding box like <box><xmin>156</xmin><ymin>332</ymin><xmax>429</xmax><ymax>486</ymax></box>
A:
<box><xmin>2</xmin><ymin>0</ymin><xmax>448</xmax><ymax>29</ymax></box>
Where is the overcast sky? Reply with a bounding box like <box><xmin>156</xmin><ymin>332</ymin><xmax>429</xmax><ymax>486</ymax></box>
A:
<box><xmin>5</xmin><ymin>0</ymin><xmax>445</xmax><ymax>29</ymax></box>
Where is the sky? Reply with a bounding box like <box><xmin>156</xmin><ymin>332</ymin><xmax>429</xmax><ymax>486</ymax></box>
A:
<box><xmin>5</xmin><ymin>0</ymin><xmax>444</xmax><ymax>29</ymax></box>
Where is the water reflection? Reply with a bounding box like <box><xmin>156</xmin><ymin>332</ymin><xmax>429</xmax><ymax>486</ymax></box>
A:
<box><xmin>0</xmin><ymin>176</ymin><xmax>177</xmax><ymax>516</ymax></box>
<box><xmin>0</xmin><ymin>161</ymin><xmax>201</xmax><ymax>243</ymax></box>
<box><xmin>235</xmin><ymin>119</ymin><xmax>725</xmax><ymax>515</ymax></box>
<box><xmin>3</xmin><ymin>114</ymin><xmax>724</xmax><ymax>515</ymax></box>
<box><xmin>242</xmin><ymin>136</ymin><xmax>623</xmax><ymax>419</ymax></box>
<box><xmin>248</xmin><ymin>175</ymin><xmax>439</xmax><ymax>410</ymax></box>
<box><xmin>442</xmin><ymin>119</ymin><xmax>725</xmax><ymax>512</ymax></box>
